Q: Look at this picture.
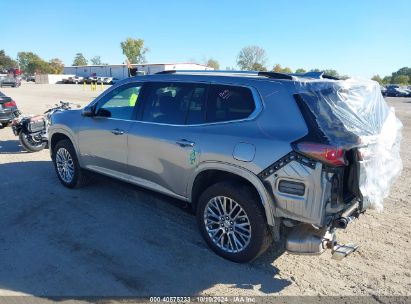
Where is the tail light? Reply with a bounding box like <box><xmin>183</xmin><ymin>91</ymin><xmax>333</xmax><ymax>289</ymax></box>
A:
<box><xmin>296</xmin><ymin>142</ymin><xmax>347</xmax><ymax>166</ymax></box>
<box><xmin>4</xmin><ymin>100</ymin><xmax>17</xmax><ymax>108</ymax></box>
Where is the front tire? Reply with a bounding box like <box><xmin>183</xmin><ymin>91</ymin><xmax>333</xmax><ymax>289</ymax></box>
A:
<box><xmin>197</xmin><ymin>181</ymin><xmax>272</xmax><ymax>263</ymax></box>
<box><xmin>19</xmin><ymin>131</ymin><xmax>47</xmax><ymax>152</ymax></box>
<box><xmin>52</xmin><ymin>139</ymin><xmax>87</xmax><ymax>188</ymax></box>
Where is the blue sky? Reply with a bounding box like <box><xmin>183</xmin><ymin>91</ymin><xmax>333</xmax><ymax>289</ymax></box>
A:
<box><xmin>1</xmin><ymin>0</ymin><xmax>410</xmax><ymax>77</ymax></box>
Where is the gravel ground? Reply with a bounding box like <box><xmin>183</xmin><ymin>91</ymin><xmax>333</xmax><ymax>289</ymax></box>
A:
<box><xmin>0</xmin><ymin>83</ymin><xmax>410</xmax><ymax>298</ymax></box>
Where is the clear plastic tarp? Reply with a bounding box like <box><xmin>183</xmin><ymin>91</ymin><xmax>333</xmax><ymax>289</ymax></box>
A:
<box><xmin>294</xmin><ymin>77</ymin><xmax>403</xmax><ymax>211</ymax></box>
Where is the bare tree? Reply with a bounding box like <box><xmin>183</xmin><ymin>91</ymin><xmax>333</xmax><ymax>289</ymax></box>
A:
<box><xmin>236</xmin><ymin>45</ymin><xmax>267</xmax><ymax>71</ymax></box>
<box><xmin>90</xmin><ymin>56</ymin><xmax>102</xmax><ymax>65</ymax></box>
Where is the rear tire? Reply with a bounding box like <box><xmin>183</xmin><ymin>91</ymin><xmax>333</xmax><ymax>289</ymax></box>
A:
<box><xmin>197</xmin><ymin>181</ymin><xmax>272</xmax><ymax>263</ymax></box>
<box><xmin>19</xmin><ymin>131</ymin><xmax>46</xmax><ymax>152</ymax></box>
<box><xmin>52</xmin><ymin>139</ymin><xmax>87</xmax><ymax>188</ymax></box>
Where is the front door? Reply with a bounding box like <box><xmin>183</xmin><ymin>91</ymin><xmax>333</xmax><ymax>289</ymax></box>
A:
<box><xmin>78</xmin><ymin>82</ymin><xmax>143</xmax><ymax>177</ymax></box>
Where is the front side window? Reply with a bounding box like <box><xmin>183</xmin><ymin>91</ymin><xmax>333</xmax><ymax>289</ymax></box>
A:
<box><xmin>141</xmin><ymin>82</ymin><xmax>207</xmax><ymax>125</ymax></box>
<box><xmin>206</xmin><ymin>85</ymin><xmax>255</xmax><ymax>123</ymax></box>
<box><xmin>95</xmin><ymin>83</ymin><xmax>142</xmax><ymax>120</ymax></box>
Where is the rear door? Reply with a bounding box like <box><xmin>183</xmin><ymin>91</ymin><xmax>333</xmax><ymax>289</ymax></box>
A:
<box><xmin>127</xmin><ymin>81</ymin><xmax>208</xmax><ymax>198</ymax></box>
<box><xmin>77</xmin><ymin>82</ymin><xmax>143</xmax><ymax>177</ymax></box>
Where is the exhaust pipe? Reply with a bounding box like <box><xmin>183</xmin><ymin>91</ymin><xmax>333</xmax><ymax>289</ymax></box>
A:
<box><xmin>336</xmin><ymin>216</ymin><xmax>353</xmax><ymax>229</ymax></box>
<box><xmin>335</xmin><ymin>201</ymin><xmax>360</xmax><ymax>229</ymax></box>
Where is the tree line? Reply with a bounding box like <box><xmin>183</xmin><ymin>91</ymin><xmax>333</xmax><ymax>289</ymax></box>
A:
<box><xmin>0</xmin><ymin>38</ymin><xmax>149</xmax><ymax>74</ymax></box>
<box><xmin>0</xmin><ymin>50</ymin><xmax>64</xmax><ymax>74</ymax></box>
<box><xmin>236</xmin><ymin>45</ymin><xmax>345</xmax><ymax>78</ymax></box>
<box><xmin>371</xmin><ymin>68</ymin><xmax>411</xmax><ymax>86</ymax></box>
<box><xmin>0</xmin><ymin>40</ymin><xmax>409</xmax><ymax>85</ymax></box>
<box><xmin>237</xmin><ymin>45</ymin><xmax>410</xmax><ymax>85</ymax></box>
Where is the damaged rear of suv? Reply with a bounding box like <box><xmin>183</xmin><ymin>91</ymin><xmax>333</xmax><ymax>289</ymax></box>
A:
<box><xmin>260</xmin><ymin>74</ymin><xmax>402</xmax><ymax>260</ymax></box>
<box><xmin>49</xmin><ymin>70</ymin><xmax>402</xmax><ymax>263</ymax></box>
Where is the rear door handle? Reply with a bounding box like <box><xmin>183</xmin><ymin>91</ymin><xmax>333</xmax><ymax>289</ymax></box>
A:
<box><xmin>176</xmin><ymin>139</ymin><xmax>195</xmax><ymax>147</ymax></box>
<box><xmin>111</xmin><ymin>128</ymin><xmax>125</xmax><ymax>135</ymax></box>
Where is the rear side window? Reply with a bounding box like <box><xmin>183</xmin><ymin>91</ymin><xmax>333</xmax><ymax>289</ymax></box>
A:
<box><xmin>206</xmin><ymin>85</ymin><xmax>255</xmax><ymax>123</ymax></box>
<box><xmin>141</xmin><ymin>82</ymin><xmax>207</xmax><ymax>125</ymax></box>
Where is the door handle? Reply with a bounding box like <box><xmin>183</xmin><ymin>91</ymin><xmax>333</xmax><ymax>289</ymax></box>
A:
<box><xmin>176</xmin><ymin>139</ymin><xmax>195</xmax><ymax>147</ymax></box>
<box><xmin>111</xmin><ymin>128</ymin><xmax>125</xmax><ymax>135</ymax></box>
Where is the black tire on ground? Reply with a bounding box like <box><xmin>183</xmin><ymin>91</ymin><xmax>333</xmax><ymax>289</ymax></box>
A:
<box><xmin>52</xmin><ymin>139</ymin><xmax>88</xmax><ymax>188</ymax></box>
<box><xmin>197</xmin><ymin>181</ymin><xmax>272</xmax><ymax>263</ymax></box>
<box><xmin>0</xmin><ymin>122</ymin><xmax>7</xmax><ymax>128</ymax></box>
<box><xmin>19</xmin><ymin>131</ymin><xmax>47</xmax><ymax>152</ymax></box>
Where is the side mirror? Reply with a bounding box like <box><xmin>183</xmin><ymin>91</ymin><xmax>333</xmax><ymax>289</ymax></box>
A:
<box><xmin>96</xmin><ymin>108</ymin><xmax>111</xmax><ymax>117</ymax></box>
<box><xmin>82</xmin><ymin>106</ymin><xmax>94</xmax><ymax>117</ymax></box>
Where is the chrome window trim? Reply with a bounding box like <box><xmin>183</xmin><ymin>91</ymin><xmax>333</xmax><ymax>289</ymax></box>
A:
<box><xmin>138</xmin><ymin>84</ymin><xmax>263</xmax><ymax>127</ymax></box>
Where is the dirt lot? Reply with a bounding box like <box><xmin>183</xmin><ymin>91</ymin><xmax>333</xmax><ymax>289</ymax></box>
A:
<box><xmin>0</xmin><ymin>83</ymin><xmax>410</xmax><ymax>297</ymax></box>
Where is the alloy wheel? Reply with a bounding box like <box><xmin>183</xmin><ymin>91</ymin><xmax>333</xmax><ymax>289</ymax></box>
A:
<box><xmin>204</xmin><ymin>196</ymin><xmax>252</xmax><ymax>253</ymax></box>
<box><xmin>55</xmin><ymin>147</ymin><xmax>75</xmax><ymax>183</ymax></box>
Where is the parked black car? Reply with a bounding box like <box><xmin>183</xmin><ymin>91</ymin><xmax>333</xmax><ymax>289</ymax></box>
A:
<box><xmin>0</xmin><ymin>76</ymin><xmax>21</xmax><ymax>88</ymax></box>
<box><xmin>385</xmin><ymin>84</ymin><xmax>411</xmax><ymax>97</ymax></box>
<box><xmin>0</xmin><ymin>92</ymin><xmax>20</xmax><ymax>128</ymax></box>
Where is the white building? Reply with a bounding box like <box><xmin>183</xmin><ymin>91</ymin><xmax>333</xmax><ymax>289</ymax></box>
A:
<box><xmin>63</xmin><ymin>62</ymin><xmax>213</xmax><ymax>80</ymax></box>
<box><xmin>35</xmin><ymin>74</ymin><xmax>68</xmax><ymax>84</ymax></box>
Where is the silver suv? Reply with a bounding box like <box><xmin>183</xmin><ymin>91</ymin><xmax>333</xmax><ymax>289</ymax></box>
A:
<box><xmin>49</xmin><ymin>70</ymin><xmax>402</xmax><ymax>262</ymax></box>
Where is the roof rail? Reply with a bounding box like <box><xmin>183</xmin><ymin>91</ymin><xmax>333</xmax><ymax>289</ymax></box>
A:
<box><xmin>291</xmin><ymin>71</ymin><xmax>340</xmax><ymax>80</ymax></box>
<box><xmin>257</xmin><ymin>71</ymin><xmax>293</xmax><ymax>80</ymax></box>
<box><xmin>156</xmin><ymin>70</ymin><xmax>177</xmax><ymax>74</ymax></box>
<box><xmin>322</xmin><ymin>74</ymin><xmax>340</xmax><ymax>80</ymax></box>
<box><xmin>155</xmin><ymin>70</ymin><xmax>294</xmax><ymax>80</ymax></box>
<box><xmin>156</xmin><ymin>70</ymin><xmax>259</xmax><ymax>75</ymax></box>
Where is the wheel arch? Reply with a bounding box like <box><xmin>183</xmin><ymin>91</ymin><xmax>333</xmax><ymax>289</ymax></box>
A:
<box><xmin>49</xmin><ymin>129</ymin><xmax>80</xmax><ymax>163</ymax></box>
<box><xmin>188</xmin><ymin>162</ymin><xmax>275</xmax><ymax>226</ymax></box>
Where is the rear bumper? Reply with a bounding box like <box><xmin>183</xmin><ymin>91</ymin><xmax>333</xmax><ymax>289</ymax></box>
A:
<box><xmin>260</xmin><ymin>150</ymin><xmax>363</xmax><ymax>228</ymax></box>
<box><xmin>0</xmin><ymin>110</ymin><xmax>17</xmax><ymax>123</ymax></box>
